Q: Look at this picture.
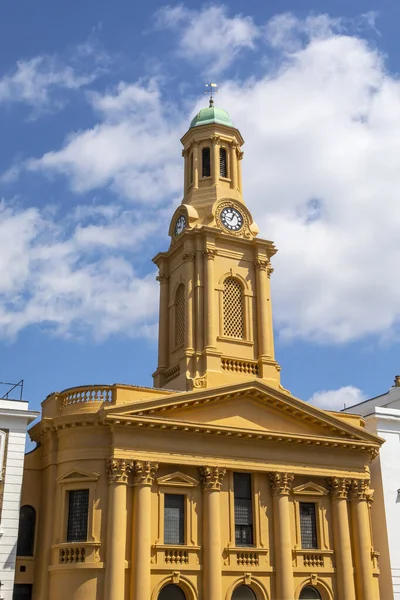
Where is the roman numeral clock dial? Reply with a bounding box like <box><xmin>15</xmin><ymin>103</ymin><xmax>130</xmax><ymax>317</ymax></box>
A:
<box><xmin>220</xmin><ymin>207</ymin><xmax>243</xmax><ymax>232</ymax></box>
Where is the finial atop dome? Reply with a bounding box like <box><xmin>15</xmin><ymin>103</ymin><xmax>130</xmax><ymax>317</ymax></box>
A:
<box><xmin>205</xmin><ymin>82</ymin><xmax>218</xmax><ymax>107</ymax></box>
<box><xmin>190</xmin><ymin>83</ymin><xmax>233</xmax><ymax>129</ymax></box>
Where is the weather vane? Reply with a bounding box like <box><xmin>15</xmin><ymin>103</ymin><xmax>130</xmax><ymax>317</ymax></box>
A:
<box><xmin>205</xmin><ymin>82</ymin><xmax>218</xmax><ymax>107</ymax></box>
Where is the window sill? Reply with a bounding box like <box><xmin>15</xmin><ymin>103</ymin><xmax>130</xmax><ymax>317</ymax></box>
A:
<box><xmin>151</xmin><ymin>544</ymin><xmax>200</xmax><ymax>568</ymax></box>
<box><xmin>223</xmin><ymin>546</ymin><xmax>268</xmax><ymax>568</ymax></box>
<box><xmin>52</xmin><ymin>541</ymin><xmax>101</xmax><ymax>566</ymax></box>
<box><xmin>217</xmin><ymin>336</ymin><xmax>254</xmax><ymax>347</ymax></box>
<box><xmin>292</xmin><ymin>548</ymin><xmax>334</xmax><ymax>570</ymax></box>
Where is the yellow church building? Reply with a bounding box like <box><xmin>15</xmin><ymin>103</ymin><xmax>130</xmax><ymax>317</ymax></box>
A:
<box><xmin>14</xmin><ymin>100</ymin><xmax>387</xmax><ymax>600</ymax></box>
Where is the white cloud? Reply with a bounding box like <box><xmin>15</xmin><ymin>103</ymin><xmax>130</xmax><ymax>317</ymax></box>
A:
<box><xmin>9</xmin><ymin>9</ymin><xmax>400</xmax><ymax>345</ymax></box>
<box><xmin>308</xmin><ymin>386</ymin><xmax>366</xmax><ymax>411</ymax></box>
<box><xmin>0</xmin><ymin>201</ymin><xmax>159</xmax><ymax>339</ymax></box>
<box><xmin>27</xmin><ymin>79</ymin><xmax>184</xmax><ymax>201</ymax></box>
<box><xmin>213</xmin><ymin>18</ymin><xmax>400</xmax><ymax>343</ymax></box>
<box><xmin>0</xmin><ymin>36</ymin><xmax>108</xmax><ymax>114</ymax></box>
<box><xmin>155</xmin><ymin>4</ymin><xmax>259</xmax><ymax>73</ymax></box>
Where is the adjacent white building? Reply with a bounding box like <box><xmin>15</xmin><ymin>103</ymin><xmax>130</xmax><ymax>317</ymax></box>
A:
<box><xmin>344</xmin><ymin>376</ymin><xmax>400</xmax><ymax>600</ymax></box>
<box><xmin>0</xmin><ymin>397</ymin><xmax>38</xmax><ymax>600</ymax></box>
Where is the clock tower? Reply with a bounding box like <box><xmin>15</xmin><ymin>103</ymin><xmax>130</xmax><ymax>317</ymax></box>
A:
<box><xmin>152</xmin><ymin>100</ymin><xmax>282</xmax><ymax>391</ymax></box>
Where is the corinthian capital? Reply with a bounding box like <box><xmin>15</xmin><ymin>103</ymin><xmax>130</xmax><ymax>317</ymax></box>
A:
<box><xmin>269</xmin><ymin>472</ymin><xmax>294</xmax><ymax>496</ymax></box>
<box><xmin>107</xmin><ymin>458</ymin><xmax>132</xmax><ymax>484</ymax></box>
<box><xmin>328</xmin><ymin>477</ymin><xmax>351</xmax><ymax>499</ymax></box>
<box><xmin>156</xmin><ymin>272</ymin><xmax>169</xmax><ymax>284</ymax></box>
<box><xmin>183</xmin><ymin>251</ymin><xmax>196</xmax><ymax>262</ymax></box>
<box><xmin>254</xmin><ymin>259</ymin><xmax>269</xmax><ymax>271</ymax></box>
<box><xmin>199</xmin><ymin>466</ymin><xmax>226</xmax><ymax>491</ymax></box>
<box><xmin>132</xmin><ymin>460</ymin><xmax>158</xmax><ymax>486</ymax></box>
<box><xmin>203</xmin><ymin>248</ymin><xmax>217</xmax><ymax>260</ymax></box>
<box><xmin>350</xmin><ymin>478</ymin><xmax>371</xmax><ymax>501</ymax></box>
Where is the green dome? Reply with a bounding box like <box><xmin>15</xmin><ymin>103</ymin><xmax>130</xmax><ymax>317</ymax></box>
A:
<box><xmin>190</xmin><ymin>106</ymin><xmax>234</xmax><ymax>129</ymax></box>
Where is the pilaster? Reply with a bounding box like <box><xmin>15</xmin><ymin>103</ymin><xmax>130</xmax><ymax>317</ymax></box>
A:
<box><xmin>204</xmin><ymin>248</ymin><xmax>217</xmax><ymax>349</ymax></box>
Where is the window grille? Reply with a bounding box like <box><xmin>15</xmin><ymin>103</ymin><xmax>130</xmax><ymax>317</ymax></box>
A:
<box><xmin>189</xmin><ymin>152</ymin><xmax>193</xmax><ymax>184</ymax></box>
<box><xmin>300</xmin><ymin>503</ymin><xmax>318</xmax><ymax>549</ymax></box>
<box><xmin>158</xmin><ymin>584</ymin><xmax>187</xmax><ymax>600</ymax></box>
<box><xmin>232</xmin><ymin>586</ymin><xmax>257</xmax><ymax>600</ymax></box>
<box><xmin>299</xmin><ymin>586</ymin><xmax>322</xmax><ymax>599</ymax></box>
<box><xmin>223</xmin><ymin>278</ymin><xmax>244</xmax><ymax>338</ymax></box>
<box><xmin>220</xmin><ymin>147</ymin><xmax>227</xmax><ymax>177</ymax></box>
<box><xmin>234</xmin><ymin>473</ymin><xmax>253</xmax><ymax>546</ymax></box>
<box><xmin>16</xmin><ymin>505</ymin><xmax>36</xmax><ymax>556</ymax></box>
<box><xmin>202</xmin><ymin>147</ymin><xmax>211</xmax><ymax>177</ymax></box>
<box><xmin>67</xmin><ymin>489</ymin><xmax>89</xmax><ymax>542</ymax></box>
<box><xmin>164</xmin><ymin>494</ymin><xmax>185</xmax><ymax>545</ymax></box>
<box><xmin>12</xmin><ymin>584</ymin><xmax>33</xmax><ymax>600</ymax></box>
<box><xmin>175</xmin><ymin>284</ymin><xmax>185</xmax><ymax>347</ymax></box>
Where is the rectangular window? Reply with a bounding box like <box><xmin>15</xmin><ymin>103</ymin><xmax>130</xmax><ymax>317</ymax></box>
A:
<box><xmin>202</xmin><ymin>147</ymin><xmax>211</xmax><ymax>177</ymax></box>
<box><xmin>234</xmin><ymin>473</ymin><xmax>253</xmax><ymax>546</ymax></box>
<box><xmin>220</xmin><ymin>147</ymin><xmax>227</xmax><ymax>177</ymax></box>
<box><xmin>67</xmin><ymin>489</ymin><xmax>89</xmax><ymax>542</ymax></box>
<box><xmin>300</xmin><ymin>502</ymin><xmax>318</xmax><ymax>549</ymax></box>
<box><xmin>164</xmin><ymin>494</ymin><xmax>185</xmax><ymax>545</ymax></box>
<box><xmin>13</xmin><ymin>584</ymin><xmax>33</xmax><ymax>600</ymax></box>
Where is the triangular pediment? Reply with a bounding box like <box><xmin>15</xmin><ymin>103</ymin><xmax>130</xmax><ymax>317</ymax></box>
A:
<box><xmin>150</xmin><ymin>396</ymin><xmax>334</xmax><ymax>437</ymax></box>
<box><xmin>293</xmin><ymin>482</ymin><xmax>329</xmax><ymax>496</ymax></box>
<box><xmin>103</xmin><ymin>380</ymin><xmax>383</xmax><ymax>452</ymax></box>
<box><xmin>57</xmin><ymin>470</ymin><xmax>99</xmax><ymax>483</ymax></box>
<box><xmin>157</xmin><ymin>471</ymin><xmax>199</xmax><ymax>488</ymax></box>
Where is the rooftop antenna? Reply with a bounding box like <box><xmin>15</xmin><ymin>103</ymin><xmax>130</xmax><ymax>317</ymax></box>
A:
<box><xmin>205</xmin><ymin>82</ymin><xmax>218</xmax><ymax>107</ymax></box>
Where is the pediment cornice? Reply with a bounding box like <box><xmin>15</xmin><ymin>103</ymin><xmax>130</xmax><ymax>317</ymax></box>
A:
<box><xmin>101</xmin><ymin>380</ymin><xmax>383</xmax><ymax>449</ymax></box>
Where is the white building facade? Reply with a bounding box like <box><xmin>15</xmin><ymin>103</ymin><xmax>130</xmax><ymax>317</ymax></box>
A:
<box><xmin>344</xmin><ymin>376</ymin><xmax>400</xmax><ymax>600</ymax></box>
<box><xmin>0</xmin><ymin>398</ymin><xmax>38</xmax><ymax>600</ymax></box>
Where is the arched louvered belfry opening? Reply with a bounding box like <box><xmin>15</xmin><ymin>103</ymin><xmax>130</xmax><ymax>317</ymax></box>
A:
<box><xmin>158</xmin><ymin>584</ymin><xmax>187</xmax><ymax>600</ymax></box>
<box><xmin>223</xmin><ymin>277</ymin><xmax>244</xmax><ymax>339</ymax></box>
<box><xmin>231</xmin><ymin>585</ymin><xmax>257</xmax><ymax>600</ymax></box>
<box><xmin>16</xmin><ymin>505</ymin><xmax>36</xmax><ymax>557</ymax></box>
<box><xmin>299</xmin><ymin>586</ymin><xmax>322</xmax><ymax>599</ymax></box>
<box><xmin>202</xmin><ymin>147</ymin><xmax>211</xmax><ymax>177</ymax></box>
<box><xmin>189</xmin><ymin>151</ymin><xmax>193</xmax><ymax>184</ymax></box>
<box><xmin>220</xmin><ymin>147</ymin><xmax>227</xmax><ymax>177</ymax></box>
<box><xmin>175</xmin><ymin>284</ymin><xmax>185</xmax><ymax>348</ymax></box>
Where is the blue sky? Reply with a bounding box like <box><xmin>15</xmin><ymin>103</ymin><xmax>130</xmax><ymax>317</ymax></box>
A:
<box><xmin>1</xmin><ymin>0</ymin><xmax>400</xmax><ymax>416</ymax></box>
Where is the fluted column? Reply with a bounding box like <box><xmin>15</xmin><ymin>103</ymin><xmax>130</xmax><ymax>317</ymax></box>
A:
<box><xmin>200</xmin><ymin>466</ymin><xmax>226</xmax><ymax>600</ymax></box>
<box><xmin>211</xmin><ymin>136</ymin><xmax>220</xmax><ymax>185</ymax></box>
<box><xmin>193</xmin><ymin>142</ymin><xmax>199</xmax><ymax>189</ymax></box>
<box><xmin>269</xmin><ymin>472</ymin><xmax>295</xmax><ymax>600</ymax></box>
<box><xmin>183</xmin><ymin>251</ymin><xmax>196</xmax><ymax>352</ymax></box>
<box><xmin>131</xmin><ymin>461</ymin><xmax>158</xmax><ymax>600</ymax></box>
<box><xmin>156</xmin><ymin>270</ymin><xmax>169</xmax><ymax>371</ymax></box>
<box><xmin>204</xmin><ymin>248</ymin><xmax>217</xmax><ymax>348</ymax></box>
<box><xmin>104</xmin><ymin>459</ymin><xmax>131</xmax><ymax>600</ymax></box>
<box><xmin>230</xmin><ymin>142</ymin><xmax>238</xmax><ymax>190</ymax></box>
<box><xmin>328</xmin><ymin>477</ymin><xmax>356</xmax><ymax>600</ymax></box>
<box><xmin>350</xmin><ymin>479</ymin><xmax>376</xmax><ymax>600</ymax></box>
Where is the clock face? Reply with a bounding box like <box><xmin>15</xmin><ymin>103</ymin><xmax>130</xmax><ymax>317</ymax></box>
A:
<box><xmin>220</xmin><ymin>207</ymin><xmax>243</xmax><ymax>232</ymax></box>
<box><xmin>175</xmin><ymin>214</ymin><xmax>186</xmax><ymax>236</ymax></box>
